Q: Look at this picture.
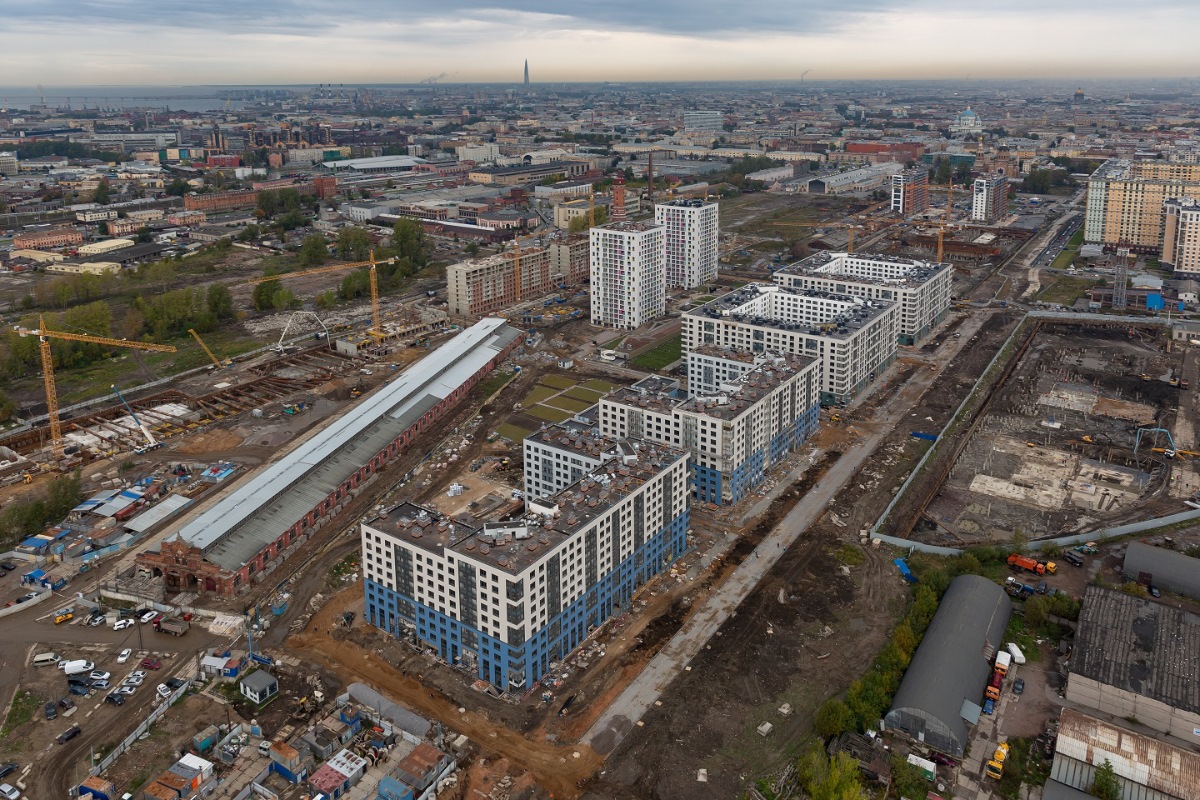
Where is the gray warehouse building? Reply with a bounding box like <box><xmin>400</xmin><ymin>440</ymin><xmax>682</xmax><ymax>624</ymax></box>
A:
<box><xmin>1122</xmin><ymin>541</ymin><xmax>1200</xmax><ymax>599</ymax></box>
<box><xmin>883</xmin><ymin>574</ymin><xmax>1011</xmax><ymax>757</ymax></box>
<box><xmin>1066</xmin><ymin>585</ymin><xmax>1200</xmax><ymax>741</ymax></box>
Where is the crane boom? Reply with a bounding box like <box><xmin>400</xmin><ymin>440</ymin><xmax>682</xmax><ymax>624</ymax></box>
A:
<box><xmin>241</xmin><ymin>253</ymin><xmax>394</xmax><ymax>339</ymax></box>
<box><xmin>112</xmin><ymin>384</ymin><xmax>158</xmax><ymax>449</ymax></box>
<box><xmin>188</xmin><ymin>328</ymin><xmax>226</xmax><ymax>369</ymax></box>
<box><xmin>14</xmin><ymin>315</ymin><xmax>177</xmax><ymax>460</ymax></box>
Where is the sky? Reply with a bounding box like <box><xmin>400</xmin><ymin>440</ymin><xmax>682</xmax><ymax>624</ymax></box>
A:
<box><xmin>0</xmin><ymin>0</ymin><xmax>1198</xmax><ymax>85</ymax></box>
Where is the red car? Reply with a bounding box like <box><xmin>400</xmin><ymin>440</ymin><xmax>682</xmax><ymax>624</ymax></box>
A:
<box><xmin>140</xmin><ymin>658</ymin><xmax>162</xmax><ymax>670</ymax></box>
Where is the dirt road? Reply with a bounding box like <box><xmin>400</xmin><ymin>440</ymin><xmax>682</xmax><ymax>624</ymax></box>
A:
<box><xmin>288</xmin><ymin>587</ymin><xmax>603</xmax><ymax>799</ymax></box>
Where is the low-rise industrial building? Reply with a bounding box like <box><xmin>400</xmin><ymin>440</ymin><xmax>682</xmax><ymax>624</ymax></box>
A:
<box><xmin>12</xmin><ymin>228</ymin><xmax>83</xmax><ymax>250</ymax></box>
<box><xmin>598</xmin><ymin>356</ymin><xmax>820</xmax><ymax>504</ymax></box>
<box><xmin>361</xmin><ymin>439</ymin><xmax>690</xmax><ymax>690</ymax></box>
<box><xmin>883</xmin><ymin>574</ymin><xmax>1011</xmax><ymax>757</ymax></box>
<box><xmin>1066</xmin><ymin>585</ymin><xmax>1200</xmax><ymax>740</ymax></box>
<box><xmin>136</xmin><ymin>319</ymin><xmax>523</xmax><ymax>596</ymax></box>
<box><xmin>773</xmin><ymin>252</ymin><xmax>952</xmax><ymax>345</ymax></box>
<box><xmin>1048</xmin><ymin>708</ymin><xmax>1200</xmax><ymax>800</ymax></box>
<box><xmin>682</xmin><ymin>283</ymin><xmax>899</xmax><ymax>405</ymax></box>
<box><xmin>1122</xmin><ymin>540</ymin><xmax>1200</xmax><ymax>599</ymax></box>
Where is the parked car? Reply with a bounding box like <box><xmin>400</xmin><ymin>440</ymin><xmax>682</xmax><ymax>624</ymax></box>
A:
<box><xmin>982</xmin><ymin>698</ymin><xmax>995</xmax><ymax>715</ymax></box>
<box><xmin>68</xmin><ymin>685</ymin><xmax>90</xmax><ymax>697</ymax></box>
<box><xmin>1013</xmin><ymin>678</ymin><xmax>1025</xmax><ymax>695</ymax></box>
<box><xmin>123</xmin><ymin>676</ymin><xmax>143</xmax><ymax>687</ymax></box>
<box><xmin>1149</xmin><ymin>586</ymin><xmax>1161</xmax><ymax>598</ymax></box>
<box><xmin>1036</xmin><ymin>581</ymin><xmax>1048</xmax><ymax>595</ymax></box>
<box><xmin>128</xmin><ymin>670</ymin><xmax>147</xmax><ymax>681</ymax></box>
<box><xmin>117</xmin><ymin>648</ymin><xmax>132</xmax><ymax>664</ymax></box>
<box><xmin>165</xmin><ymin>677</ymin><xmax>187</xmax><ymax>690</ymax></box>
<box><xmin>139</xmin><ymin>611</ymin><xmax>157</xmax><ymax>624</ymax></box>
<box><xmin>0</xmin><ymin>562</ymin><xmax>15</xmax><ymax>571</ymax></box>
<box><xmin>0</xmin><ymin>783</ymin><xmax>19</xmax><ymax>800</ymax></box>
<box><xmin>88</xmin><ymin>671</ymin><xmax>110</xmax><ymax>682</ymax></box>
<box><xmin>105</xmin><ymin>693</ymin><xmax>125</xmax><ymax>706</ymax></box>
<box><xmin>140</xmin><ymin>659</ymin><xmax>161</xmax><ymax>670</ymax></box>
<box><xmin>58</xmin><ymin>697</ymin><xmax>75</xmax><ymax>712</ymax></box>
<box><xmin>156</xmin><ymin>684</ymin><xmax>172</xmax><ymax>699</ymax></box>
<box><xmin>115</xmin><ymin>686</ymin><xmax>136</xmax><ymax>696</ymax></box>
<box><xmin>15</xmin><ymin>593</ymin><xmax>37</xmax><ymax>604</ymax></box>
<box><xmin>0</xmin><ymin>764</ymin><xmax>16</xmax><ymax>780</ymax></box>
<box><xmin>113</xmin><ymin>619</ymin><xmax>135</xmax><ymax>631</ymax></box>
<box><xmin>44</xmin><ymin>702</ymin><xmax>57</xmax><ymax>720</ymax></box>
<box><xmin>88</xmin><ymin>615</ymin><xmax>106</xmax><ymax>627</ymax></box>
<box><xmin>56</xmin><ymin>725</ymin><xmax>82</xmax><ymax>744</ymax></box>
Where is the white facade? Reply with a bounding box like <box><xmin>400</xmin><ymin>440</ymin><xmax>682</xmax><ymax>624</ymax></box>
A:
<box><xmin>0</xmin><ymin>152</ymin><xmax>17</xmax><ymax>176</ymax></box>
<box><xmin>1162</xmin><ymin>197</ymin><xmax>1200</xmax><ymax>276</ymax></box>
<box><xmin>810</xmin><ymin>162</ymin><xmax>904</xmax><ymax>195</ymax></box>
<box><xmin>590</xmin><ymin>222</ymin><xmax>666</xmax><ymax>329</ymax></box>
<box><xmin>522</xmin><ymin>423</ymin><xmax>609</xmax><ymax>499</ymax></box>
<box><xmin>456</xmin><ymin>143</ymin><xmax>500</xmax><ymax>163</ymax></box>
<box><xmin>654</xmin><ymin>200</ymin><xmax>719</xmax><ymax>288</ymax></box>
<box><xmin>682</xmin><ymin>283</ymin><xmax>899</xmax><ymax>404</ymax></box>
<box><xmin>683</xmin><ymin>111</ymin><xmax>724</xmax><ymax>132</ymax></box>
<box><xmin>773</xmin><ymin>252</ymin><xmax>952</xmax><ymax>345</ymax></box>
<box><xmin>972</xmin><ymin>175</ymin><xmax>1008</xmax><ymax>222</ymax></box>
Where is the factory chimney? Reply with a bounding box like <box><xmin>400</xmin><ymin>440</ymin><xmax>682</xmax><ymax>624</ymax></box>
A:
<box><xmin>613</xmin><ymin>174</ymin><xmax>627</xmax><ymax>222</ymax></box>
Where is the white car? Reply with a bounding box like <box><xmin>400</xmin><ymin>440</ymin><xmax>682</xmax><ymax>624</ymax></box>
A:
<box><xmin>123</xmin><ymin>675</ymin><xmax>143</xmax><ymax>687</ymax></box>
<box><xmin>115</xmin><ymin>686</ymin><xmax>136</xmax><ymax>696</ymax></box>
<box><xmin>116</xmin><ymin>648</ymin><xmax>132</xmax><ymax>664</ymax></box>
<box><xmin>128</xmin><ymin>670</ymin><xmax>146</xmax><ymax>681</ymax></box>
<box><xmin>0</xmin><ymin>783</ymin><xmax>19</xmax><ymax>800</ymax></box>
<box><xmin>156</xmin><ymin>684</ymin><xmax>172</xmax><ymax>699</ymax></box>
<box><xmin>89</xmin><ymin>671</ymin><xmax>110</xmax><ymax>682</ymax></box>
<box><xmin>139</xmin><ymin>611</ymin><xmax>157</xmax><ymax>624</ymax></box>
<box><xmin>113</xmin><ymin>619</ymin><xmax>135</xmax><ymax>631</ymax></box>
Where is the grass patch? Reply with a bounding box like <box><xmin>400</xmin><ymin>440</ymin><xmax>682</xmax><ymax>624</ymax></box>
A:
<box><xmin>1067</xmin><ymin>229</ymin><xmax>1084</xmax><ymax>248</ymax></box>
<box><xmin>496</xmin><ymin>422</ymin><xmax>534</xmax><ymax>442</ymax></box>
<box><xmin>630</xmin><ymin>335</ymin><xmax>682</xmax><ymax>370</ymax></box>
<box><xmin>1033</xmin><ymin>275</ymin><xmax>1097</xmax><ymax>307</ymax></box>
<box><xmin>581</xmin><ymin>378</ymin><xmax>617</xmax><ymax>393</ymax></box>
<box><xmin>522</xmin><ymin>385</ymin><xmax>559</xmax><ymax>405</ymax></box>
<box><xmin>1</xmin><ymin>690</ymin><xmax>42</xmax><ymax>737</ymax></box>
<box><xmin>835</xmin><ymin>544</ymin><xmax>866</xmax><ymax>566</ymax></box>
<box><xmin>1050</xmin><ymin>249</ymin><xmax>1078</xmax><ymax>270</ymax></box>
<box><xmin>599</xmin><ymin>335</ymin><xmax>627</xmax><ymax>351</ymax></box>
<box><xmin>527</xmin><ymin>405</ymin><xmax>573</xmax><ymax>423</ymax></box>
<box><xmin>539</xmin><ymin>374</ymin><xmax>578</xmax><ymax>389</ymax></box>
<box><xmin>562</xmin><ymin>387</ymin><xmax>605</xmax><ymax>403</ymax></box>
<box><xmin>542</xmin><ymin>396</ymin><xmax>594</xmax><ymax>413</ymax></box>
<box><xmin>476</xmin><ymin>371</ymin><xmax>515</xmax><ymax>399</ymax></box>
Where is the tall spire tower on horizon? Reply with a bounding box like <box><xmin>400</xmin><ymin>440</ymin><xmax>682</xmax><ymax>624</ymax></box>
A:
<box><xmin>524</xmin><ymin>59</ymin><xmax>529</xmax><ymax>86</ymax></box>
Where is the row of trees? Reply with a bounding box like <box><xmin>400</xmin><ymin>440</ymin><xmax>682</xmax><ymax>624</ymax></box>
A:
<box><xmin>0</xmin><ymin>472</ymin><xmax>82</xmax><ymax>548</ymax></box>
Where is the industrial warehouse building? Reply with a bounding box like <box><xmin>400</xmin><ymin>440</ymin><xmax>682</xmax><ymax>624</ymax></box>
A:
<box><xmin>1048</xmin><ymin>708</ymin><xmax>1200</xmax><ymax>800</ymax></box>
<box><xmin>136</xmin><ymin>319</ymin><xmax>522</xmax><ymax>595</ymax></box>
<box><xmin>773</xmin><ymin>252</ymin><xmax>953</xmax><ymax>345</ymax></box>
<box><xmin>1066</xmin><ymin>585</ymin><xmax>1200</xmax><ymax>740</ymax></box>
<box><xmin>883</xmin><ymin>574</ymin><xmax>1012</xmax><ymax>757</ymax></box>
<box><xmin>361</xmin><ymin>440</ymin><xmax>690</xmax><ymax>690</ymax></box>
<box><xmin>1122</xmin><ymin>540</ymin><xmax>1200</xmax><ymax>599</ymax></box>
<box><xmin>682</xmin><ymin>283</ymin><xmax>898</xmax><ymax>405</ymax></box>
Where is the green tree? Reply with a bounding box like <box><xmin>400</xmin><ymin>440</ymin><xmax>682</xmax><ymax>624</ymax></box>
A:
<box><xmin>165</xmin><ymin>177</ymin><xmax>191</xmax><ymax>196</ymax></box>
<box><xmin>336</xmin><ymin>227</ymin><xmax>374</xmax><ymax>261</ymax></box>
<box><xmin>1090</xmin><ymin>759</ymin><xmax>1121</xmax><ymax>800</ymax></box>
<box><xmin>392</xmin><ymin>218</ymin><xmax>429</xmax><ymax>267</ymax></box>
<box><xmin>464</xmin><ymin>242</ymin><xmax>481</xmax><ymax>257</ymax></box>
<box><xmin>206</xmin><ymin>285</ymin><xmax>235</xmax><ymax>321</ymax></box>
<box><xmin>568</xmin><ymin>206</ymin><xmax>607</xmax><ymax>233</ymax></box>
<box><xmin>934</xmin><ymin>158</ymin><xmax>953</xmax><ymax>184</ymax></box>
<box><xmin>134</xmin><ymin>227</ymin><xmax>153</xmax><ymax>244</ymax></box>
<box><xmin>0</xmin><ymin>389</ymin><xmax>16</xmax><ymax>423</ymax></box>
<box><xmin>299</xmin><ymin>234</ymin><xmax>329</xmax><ymax>267</ymax></box>
<box><xmin>890</xmin><ymin>752</ymin><xmax>930</xmax><ymax>800</ymax></box>
<box><xmin>93</xmin><ymin>179</ymin><xmax>112</xmax><ymax>205</ymax></box>
<box><xmin>315</xmin><ymin>291</ymin><xmax>336</xmax><ymax>310</ymax></box>
<box><xmin>815</xmin><ymin>698</ymin><xmax>854</xmax><ymax>739</ymax></box>
<box><xmin>237</xmin><ymin>224</ymin><xmax>262</xmax><ymax>243</ymax></box>
<box><xmin>253</xmin><ymin>279</ymin><xmax>284</xmax><ymax>312</ymax></box>
<box><xmin>796</xmin><ymin>745</ymin><xmax>867</xmax><ymax>800</ymax></box>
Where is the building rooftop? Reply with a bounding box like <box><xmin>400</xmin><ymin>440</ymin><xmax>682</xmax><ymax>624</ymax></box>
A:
<box><xmin>776</xmin><ymin>251</ymin><xmax>951</xmax><ymax>288</ymax></box>
<box><xmin>1069</xmin><ymin>585</ymin><xmax>1200</xmax><ymax>714</ymax></box>
<box><xmin>688</xmin><ymin>282</ymin><xmax>892</xmax><ymax>340</ymax></box>
<box><xmin>677</xmin><ymin>354</ymin><xmax>817</xmax><ymax>421</ymax></box>
<box><xmin>526</xmin><ymin>419</ymin><xmax>610</xmax><ymax>459</ymax></box>
<box><xmin>593</xmin><ymin>220</ymin><xmax>663</xmax><ymax>234</ymax></box>
<box><xmin>376</xmin><ymin>440</ymin><xmax>685</xmax><ymax>575</ymax></box>
<box><xmin>165</xmin><ymin>318</ymin><xmax>521</xmax><ymax>572</ymax></box>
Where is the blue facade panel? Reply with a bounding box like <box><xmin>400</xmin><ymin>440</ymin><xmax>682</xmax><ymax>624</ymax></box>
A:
<box><xmin>365</xmin><ymin>509</ymin><xmax>689</xmax><ymax>690</ymax></box>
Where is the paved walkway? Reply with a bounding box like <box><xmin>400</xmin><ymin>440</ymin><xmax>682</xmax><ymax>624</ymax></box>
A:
<box><xmin>584</xmin><ymin>313</ymin><xmax>987</xmax><ymax>755</ymax></box>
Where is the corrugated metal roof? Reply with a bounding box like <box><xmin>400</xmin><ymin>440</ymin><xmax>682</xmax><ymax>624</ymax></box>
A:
<box><xmin>124</xmin><ymin>495</ymin><xmax>192</xmax><ymax>534</ymax></box>
<box><xmin>1053</xmin><ymin>708</ymin><xmax>1199</xmax><ymax>800</ymax></box>
<box><xmin>346</xmin><ymin>682</ymin><xmax>431</xmax><ymax>738</ymax></box>
<box><xmin>166</xmin><ymin>318</ymin><xmax>519</xmax><ymax>572</ymax></box>
<box><xmin>884</xmin><ymin>574</ymin><xmax>1011</xmax><ymax>755</ymax></box>
<box><xmin>1123</xmin><ymin>541</ymin><xmax>1200</xmax><ymax>599</ymax></box>
<box><xmin>1071</xmin><ymin>586</ymin><xmax>1200</xmax><ymax>714</ymax></box>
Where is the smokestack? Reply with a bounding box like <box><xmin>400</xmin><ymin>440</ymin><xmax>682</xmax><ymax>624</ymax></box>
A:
<box><xmin>613</xmin><ymin>174</ymin><xmax>626</xmax><ymax>222</ymax></box>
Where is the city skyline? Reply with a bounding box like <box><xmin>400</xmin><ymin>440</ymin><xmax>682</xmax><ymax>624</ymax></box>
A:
<box><xmin>2</xmin><ymin>1</ymin><xmax>1198</xmax><ymax>85</ymax></box>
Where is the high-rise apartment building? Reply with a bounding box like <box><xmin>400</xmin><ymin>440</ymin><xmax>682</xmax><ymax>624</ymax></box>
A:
<box><xmin>682</xmin><ymin>111</ymin><xmax>724</xmax><ymax>133</ymax></box>
<box><xmin>1085</xmin><ymin>160</ymin><xmax>1200</xmax><ymax>252</ymax></box>
<box><xmin>0</xmin><ymin>151</ymin><xmax>17</xmax><ymax>176</ymax></box>
<box><xmin>447</xmin><ymin>248</ymin><xmax>553</xmax><ymax>317</ymax></box>
<box><xmin>654</xmin><ymin>199</ymin><xmax>719</xmax><ymax>288</ymax></box>
<box><xmin>682</xmin><ymin>284</ymin><xmax>899</xmax><ymax>405</ymax></box>
<box><xmin>589</xmin><ymin>222</ymin><xmax>666</xmax><ymax>329</ymax></box>
<box><xmin>1162</xmin><ymin>198</ymin><xmax>1200</xmax><ymax>277</ymax></box>
<box><xmin>773</xmin><ymin>252</ymin><xmax>952</xmax><ymax>345</ymax></box>
<box><xmin>972</xmin><ymin>175</ymin><xmax>1009</xmax><ymax>223</ymax></box>
<box><xmin>361</xmin><ymin>441</ymin><xmax>689</xmax><ymax>690</ymax></box>
<box><xmin>890</xmin><ymin>168</ymin><xmax>930</xmax><ymax>215</ymax></box>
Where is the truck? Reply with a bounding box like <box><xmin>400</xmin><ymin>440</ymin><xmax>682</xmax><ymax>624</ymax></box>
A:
<box><xmin>994</xmin><ymin>650</ymin><xmax>1012</xmax><ymax>675</ymax></box>
<box><xmin>155</xmin><ymin>617</ymin><xmax>190</xmax><ymax>636</ymax></box>
<box><xmin>1007</xmin><ymin>553</ymin><xmax>1051</xmax><ymax>575</ymax></box>
<box><xmin>986</xmin><ymin>670</ymin><xmax>1003</xmax><ymax>701</ymax></box>
<box><xmin>984</xmin><ymin>743</ymin><xmax>1010</xmax><ymax>780</ymax></box>
<box><xmin>1006</xmin><ymin>643</ymin><xmax>1027</xmax><ymax>665</ymax></box>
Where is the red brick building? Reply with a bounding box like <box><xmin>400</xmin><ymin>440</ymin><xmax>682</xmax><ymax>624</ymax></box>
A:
<box><xmin>13</xmin><ymin>228</ymin><xmax>83</xmax><ymax>250</ymax></box>
<box><xmin>183</xmin><ymin>190</ymin><xmax>259</xmax><ymax>213</ymax></box>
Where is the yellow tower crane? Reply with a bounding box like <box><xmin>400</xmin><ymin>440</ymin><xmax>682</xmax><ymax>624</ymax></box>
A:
<box><xmin>14</xmin><ymin>316</ymin><xmax>178</xmax><ymax>460</ymax></box>
<box><xmin>241</xmin><ymin>252</ymin><xmax>396</xmax><ymax>339</ymax></box>
<box><xmin>188</xmin><ymin>328</ymin><xmax>230</xmax><ymax>369</ymax></box>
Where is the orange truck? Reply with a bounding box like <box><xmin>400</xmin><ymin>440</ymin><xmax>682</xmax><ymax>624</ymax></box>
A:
<box><xmin>1007</xmin><ymin>554</ymin><xmax>1056</xmax><ymax>575</ymax></box>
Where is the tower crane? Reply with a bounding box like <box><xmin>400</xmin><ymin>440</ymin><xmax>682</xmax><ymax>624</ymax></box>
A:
<box><xmin>241</xmin><ymin>253</ymin><xmax>395</xmax><ymax>339</ymax></box>
<box><xmin>764</xmin><ymin>221</ymin><xmax>860</xmax><ymax>253</ymax></box>
<box><xmin>188</xmin><ymin>328</ymin><xmax>230</xmax><ymax>368</ymax></box>
<box><xmin>14</xmin><ymin>316</ymin><xmax>177</xmax><ymax>461</ymax></box>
